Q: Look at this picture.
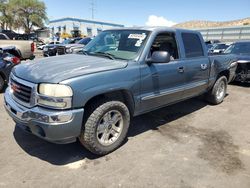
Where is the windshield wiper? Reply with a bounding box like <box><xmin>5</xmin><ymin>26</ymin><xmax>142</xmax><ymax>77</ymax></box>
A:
<box><xmin>90</xmin><ymin>51</ymin><xmax>115</xmax><ymax>60</ymax></box>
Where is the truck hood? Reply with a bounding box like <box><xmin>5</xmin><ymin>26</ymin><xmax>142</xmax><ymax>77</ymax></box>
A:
<box><xmin>13</xmin><ymin>54</ymin><xmax>128</xmax><ymax>83</ymax></box>
<box><xmin>235</xmin><ymin>54</ymin><xmax>250</xmax><ymax>64</ymax></box>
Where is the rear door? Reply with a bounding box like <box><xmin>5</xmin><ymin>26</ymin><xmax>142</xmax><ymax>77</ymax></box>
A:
<box><xmin>180</xmin><ymin>32</ymin><xmax>210</xmax><ymax>99</ymax></box>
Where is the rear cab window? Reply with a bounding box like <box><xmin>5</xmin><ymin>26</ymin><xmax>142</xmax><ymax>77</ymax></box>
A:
<box><xmin>181</xmin><ymin>33</ymin><xmax>204</xmax><ymax>58</ymax></box>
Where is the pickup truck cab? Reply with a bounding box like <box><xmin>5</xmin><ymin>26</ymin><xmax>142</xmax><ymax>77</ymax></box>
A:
<box><xmin>4</xmin><ymin>27</ymin><xmax>236</xmax><ymax>155</ymax></box>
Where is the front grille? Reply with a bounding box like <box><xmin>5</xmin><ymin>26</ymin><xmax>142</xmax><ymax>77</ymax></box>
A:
<box><xmin>57</xmin><ymin>46</ymin><xmax>66</xmax><ymax>55</ymax></box>
<box><xmin>11</xmin><ymin>78</ymin><xmax>32</xmax><ymax>103</ymax></box>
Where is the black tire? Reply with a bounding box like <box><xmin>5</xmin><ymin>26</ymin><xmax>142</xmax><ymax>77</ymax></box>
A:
<box><xmin>206</xmin><ymin>76</ymin><xmax>227</xmax><ymax>105</ymax></box>
<box><xmin>0</xmin><ymin>75</ymin><xmax>5</xmax><ymax>93</ymax></box>
<box><xmin>79</xmin><ymin>100</ymin><xmax>130</xmax><ymax>155</ymax></box>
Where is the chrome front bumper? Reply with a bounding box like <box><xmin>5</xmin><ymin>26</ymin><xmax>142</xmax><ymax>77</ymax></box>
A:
<box><xmin>4</xmin><ymin>87</ymin><xmax>84</xmax><ymax>144</ymax></box>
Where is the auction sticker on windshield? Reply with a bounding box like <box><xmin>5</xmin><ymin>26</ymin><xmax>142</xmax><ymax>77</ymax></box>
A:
<box><xmin>128</xmin><ymin>33</ymin><xmax>147</xmax><ymax>40</ymax></box>
<box><xmin>128</xmin><ymin>33</ymin><xmax>147</xmax><ymax>47</ymax></box>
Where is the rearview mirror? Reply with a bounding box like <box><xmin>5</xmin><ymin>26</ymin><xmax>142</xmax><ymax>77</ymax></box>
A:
<box><xmin>146</xmin><ymin>51</ymin><xmax>171</xmax><ymax>65</ymax></box>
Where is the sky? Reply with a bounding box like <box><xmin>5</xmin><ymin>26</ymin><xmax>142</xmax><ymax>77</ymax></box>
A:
<box><xmin>42</xmin><ymin>0</ymin><xmax>250</xmax><ymax>27</ymax></box>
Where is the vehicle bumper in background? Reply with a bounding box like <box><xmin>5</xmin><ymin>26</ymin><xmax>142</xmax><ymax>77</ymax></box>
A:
<box><xmin>4</xmin><ymin>87</ymin><xmax>84</xmax><ymax>144</ymax></box>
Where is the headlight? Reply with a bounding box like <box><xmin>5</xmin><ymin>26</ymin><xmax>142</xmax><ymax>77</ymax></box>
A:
<box><xmin>66</xmin><ymin>48</ymin><xmax>73</xmax><ymax>53</ymax></box>
<box><xmin>39</xmin><ymin>84</ymin><xmax>73</xmax><ymax>97</ymax></box>
<box><xmin>37</xmin><ymin>84</ymin><xmax>73</xmax><ymax>109</ymax></box>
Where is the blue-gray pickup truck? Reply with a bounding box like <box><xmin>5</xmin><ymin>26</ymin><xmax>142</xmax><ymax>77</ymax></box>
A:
<box><xmin>4</xmin><ymin>27</ymin><xmax>237</xmax><ymax>155</ymax></box>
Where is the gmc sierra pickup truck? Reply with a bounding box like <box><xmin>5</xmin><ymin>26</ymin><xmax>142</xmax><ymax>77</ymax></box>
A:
<box><xmin>4</xmin><ymin>27</ymin><xmax>236</xmax><ymax>155</ymax></box>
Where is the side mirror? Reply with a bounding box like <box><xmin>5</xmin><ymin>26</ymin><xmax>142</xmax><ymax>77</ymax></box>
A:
<box><xmin>146</xmin><ymin>51</ymin><xmax>171</xmax><ymax>65</ymax></box>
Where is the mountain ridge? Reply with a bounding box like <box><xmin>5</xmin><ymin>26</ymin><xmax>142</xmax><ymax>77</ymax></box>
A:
<box><xmin>174</xmin><ymin>17</ymin><xmax>250</xmax><ymax>29</ymax></box>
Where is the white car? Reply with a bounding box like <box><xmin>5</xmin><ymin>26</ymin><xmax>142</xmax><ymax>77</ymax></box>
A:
<box><xmin>37</xmin><ymin>41</ymin><xmax>60</xmax><ymax>50</ymax></box>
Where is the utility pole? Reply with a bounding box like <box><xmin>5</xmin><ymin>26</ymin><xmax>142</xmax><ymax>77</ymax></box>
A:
<box><xmin>90</xmin><ymin>0</ymin><xmax>96</xmax><ymax>20</ymax></box>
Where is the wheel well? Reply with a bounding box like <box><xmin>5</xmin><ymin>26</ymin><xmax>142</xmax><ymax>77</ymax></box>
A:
<box><xmin>0</xmin><ymin>72</ymin><xmax>6</xmax><ymax>82</ymax></box>
<box><xmin>218</xmin><ymin>70</ymin><xmax>229</xmax><ymax>81</ymax></box>
<box><xmin>84</xmin><ymin>90</ymin><xmax>135</xmax><ymax>116</ymax></box>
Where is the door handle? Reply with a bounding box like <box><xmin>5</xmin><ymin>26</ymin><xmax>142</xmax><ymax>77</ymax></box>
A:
<box><xmin>178</xmin><ymin>66</ymin><xmax>185</xmax><ymax>73</ymax></box>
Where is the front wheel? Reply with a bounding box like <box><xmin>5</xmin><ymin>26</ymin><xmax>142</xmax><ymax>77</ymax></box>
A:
<box><xmin>206</xmin><ymin>76</ymin><xmax>227</xmax><ymax>105</ymax></box>
<box><xmin>79</xmin><ymin>100</ymin><xmax>130</xmax><ymax>155</ymax></box>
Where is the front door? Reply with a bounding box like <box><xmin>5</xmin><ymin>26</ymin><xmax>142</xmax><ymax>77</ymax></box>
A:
<box><xmin>139</xmin><ymin>32</ymin><xmax>186</xmax><ymax>113</ymax></box>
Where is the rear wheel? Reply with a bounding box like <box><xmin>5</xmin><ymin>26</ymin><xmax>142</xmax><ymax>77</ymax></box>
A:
<box><xmin>0</xmin><ymin>76</ymin><xmax>5</xmax><ymax>92</ymax></box>
<box><xmin>206</xmin><ymin>76</ymin><xmax>227</xmax><ymax>105</ymax></box>
<box><xmin>79</xmin><ymin>100</ymin><xmax>130</xmax><ymax>155</ymax></box>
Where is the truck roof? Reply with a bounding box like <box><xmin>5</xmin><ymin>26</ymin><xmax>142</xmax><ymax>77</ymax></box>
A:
<box><xmin>234</xmin><ymin>40</ymin><xmax>250</xmax><ymax>44</ymax></box>
<box><xmin>105</xmin><ymin>26</ymin><xmax>200</xmax><ymax>34</ymax></box>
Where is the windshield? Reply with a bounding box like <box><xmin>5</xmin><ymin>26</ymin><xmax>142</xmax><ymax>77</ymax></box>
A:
<box><xmin>62</xmin><ymin>39</ymin><xmax>72</xmax><ymax>44</ymax></box>
<box><xmin>224</xmin><ymin>42</ymin><xmax>250</xmax><ymax>54</ymax></box>
<box><xmin>214</xmin><ymin>44</ymin><xmax>228</xmax><ymax>49</ymax></box>
<box><xmin>78</xmin><ymin>38</ymin><xmax>92</xmax><ymax>45</ymax></box>
<box><xmin>83</xmin><ymin>30</ymin><xmax>150</xmax><ymax>60</ymax></box>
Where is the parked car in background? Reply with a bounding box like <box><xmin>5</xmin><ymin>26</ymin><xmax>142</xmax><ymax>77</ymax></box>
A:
<box><xmin>209</xmin><ymin>43</ymin><xmax>230</xmax><ymax>54</ymax></box>
<box><xmin>0</xmin><ymin>29</ymin><xmax>23</xmax><ymax>40</ymax></box>
<box><xmin>205</xmin><ymin>40</ymin><xmax>220</xmax><ymax>45</ymax></box>
<box><xmin>0</xmin><ymin>33</ymin><xmax>35</xmax><ymax>60</ymax></box>
<box><xmin>57</xmin><ymin>37</ymin><xmax>92</xmax><ymax>55</ymax></box>
<box><xmin>206</xmin><ymin>43</ymin><xmax>214</xmax><ymax>53</ymax></box>
<box><xmin>0</xmin><ymin>29</ymin><xmax>36</xmax><ymax>40</ymax></box>
<box><xmin>43</xmin><ymin>38</ymin><xmax>82</xmax><ymax>57</ymax></box>
<box><xmin>38</xmin><ymin>41</ymin><xmax>60</xmax><ymax>50</ymax></box>
<box><xmin>223</xmin><ymin>41</ymin><xmax>250</xmax><ymax>82</ymax></box>
<box><xmin>4</xmin><ymin>27</ymin><xmax>236</xmax><ymax>155</ymax></box>
<box><xmin>0</xmin><ymin>48</ymin><xmax>20</xmax><ymax>92</ymax></box>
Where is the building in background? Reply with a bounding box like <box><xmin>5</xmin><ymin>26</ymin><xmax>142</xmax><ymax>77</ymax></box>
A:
<box><xmin>49</xmin><ymin>17</ymin><xmax>124</xmax><ymax>38</ymax></box>
<box><xmin>195</xmin><ymin>25</ymin><xmax>250</xmax><ymax>42</ymax></box>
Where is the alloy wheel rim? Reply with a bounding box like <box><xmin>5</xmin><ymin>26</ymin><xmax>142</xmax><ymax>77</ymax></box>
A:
<box><xmin>96</xmin><ymin>110</ymin><xmax>124</xmax><ymax>146</ymax></box>
<box><xmin>216</xmin><ymin>81</ymin><xmax>225</xmax><ymax>100</ymax></box>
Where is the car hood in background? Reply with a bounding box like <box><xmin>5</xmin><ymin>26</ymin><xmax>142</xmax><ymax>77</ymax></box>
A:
<box><xmin>235</xmin><ymin>54</ymin><xmax>250</xmax><ymax>64</ymax></box>
<box><xmin>59</xmin><ymin>44</ymin><xmax>84</xmax><ymax>48</ymax></box>
<box><xmin>13</xmin><ymin>54</ymin><xmax>128</xmax><ymax>83</ymax></box>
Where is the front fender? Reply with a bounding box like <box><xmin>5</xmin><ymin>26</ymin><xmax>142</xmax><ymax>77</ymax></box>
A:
<box><xmin>61</xmin><ymin>63</ymin><xmax>140</xmax><ymax>109</ymax></box>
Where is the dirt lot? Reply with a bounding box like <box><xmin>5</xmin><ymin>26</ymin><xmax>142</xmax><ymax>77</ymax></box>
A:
<box><xmin>0</xmin><ymin>83</ymin><xmax>250</xmax><ymax>188</ymax></box>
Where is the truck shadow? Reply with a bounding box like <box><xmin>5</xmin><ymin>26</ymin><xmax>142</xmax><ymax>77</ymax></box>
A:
<box><xmin>13</xmin><ymin>97</ymin><xmax>208</xmax><ymax>166</ymax></box>
<box><xmin>128</xmin><ymin>97</ymin><xmax>207</xmax><ymax>137</ymax></box>
<box><xmin>230</xmin><ymin>81</ymin><xmax>250</xmax><ymax>87</ymax></box>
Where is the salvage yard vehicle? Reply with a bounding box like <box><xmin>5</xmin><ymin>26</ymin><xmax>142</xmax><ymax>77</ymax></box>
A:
<box><xmin>43</xmin><ymin>38</ymin><xmax>82</xmax><ymax>57</ymax></box>
<box><xmin>209</xmin><ymin>43</ymin><xmax>229</xmax><ymax>54</ymax></box>
<box><xmin>223</xmin><ymin>41</ymin><xmax>250</xmax><ymax>83</ymax></box>
<box><xmin>0</xmin><ymin>33</ymin><xmax>35</xmax><ymax>60</ymax></box>
<box><xmin>38</xmin><ymin>41</ymin><xmax>60</xmax><ymax>50</ymax></box>
<box><xmin>0</xmin><ymin>48</ymin><xmax>20</xmax><ymax>92</ymax></box>
<box><xmin>4</xmin><ymin>27</ymin><xmax>236</xmax><ymax>155</ymax></box>
<box><xmin>57</xmin><ymin>37</ymin><xmax>92</xmax><ymax>55</ymax></box>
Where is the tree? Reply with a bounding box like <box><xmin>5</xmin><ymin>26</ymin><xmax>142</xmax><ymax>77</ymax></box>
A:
<box><xmin>9</xmin><ymin>0</ymin><xmax>48</xmax><ymax>33</ymax></box>
<box><xmin>0</xmin><ymin>0</ymin><xmax>14</xmax><ymax>29</ymax></box>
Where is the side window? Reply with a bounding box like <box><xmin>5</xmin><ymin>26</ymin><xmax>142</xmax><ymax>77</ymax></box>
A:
<box><xmin>149</xmin><ymin>33</ymin><xmax>179</xmax><ymax>60</ymax></box>
<box><xmin>182</xmin><ymin>33</ymin><xmax>204</xmax><ymax>58</ymax></box>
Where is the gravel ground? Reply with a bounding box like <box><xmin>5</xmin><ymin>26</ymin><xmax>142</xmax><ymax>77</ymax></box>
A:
<box><xmin>0</xmin><ymin>83</ymin><xmax>250</xmax><ymax>188</ymax></box>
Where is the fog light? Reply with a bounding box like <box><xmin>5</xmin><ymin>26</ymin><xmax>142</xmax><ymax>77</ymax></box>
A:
<box><xmin>37</xmin><ymin>98</ymin><xmax>67</xmax><ymax>108</ymax></box>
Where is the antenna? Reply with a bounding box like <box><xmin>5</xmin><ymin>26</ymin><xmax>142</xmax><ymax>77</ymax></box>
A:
<box><xmin>90</xmin><ymin>0</ymin><xmax>96</xmax><ymax>20</ymax></box>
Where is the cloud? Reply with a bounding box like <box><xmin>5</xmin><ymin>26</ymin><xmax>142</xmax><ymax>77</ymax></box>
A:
<box><xmin>145</xmin><ymin>15</ymin><xmax>177</xmax><ymax>27</ymax></box>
